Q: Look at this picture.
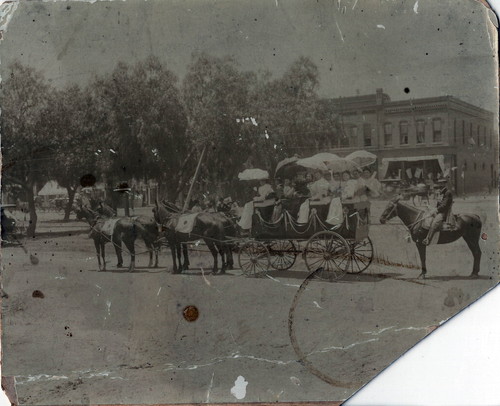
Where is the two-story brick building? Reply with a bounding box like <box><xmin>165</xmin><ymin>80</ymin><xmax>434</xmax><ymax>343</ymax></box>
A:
<box><xmin>327</xmin><ymin>89</ymin><xmax>498</xmax><ymax>195</ymax></box>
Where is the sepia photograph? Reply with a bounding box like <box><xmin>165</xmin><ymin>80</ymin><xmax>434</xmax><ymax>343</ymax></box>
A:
<box><xmin>1</xmin><ymin>0</ymin><xmax>499</xmax><ymax>404</ymax></box>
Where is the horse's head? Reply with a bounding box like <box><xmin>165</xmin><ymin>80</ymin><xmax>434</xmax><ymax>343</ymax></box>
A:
<box><xmin>379</xmin><ymin>196</ymin><xmax>401</xmax><ymax>224</ymax></box>
<box><xmin>152</xmin><ymin>201</ymin><xmax>177</xmax><ymax>234</ymax></box>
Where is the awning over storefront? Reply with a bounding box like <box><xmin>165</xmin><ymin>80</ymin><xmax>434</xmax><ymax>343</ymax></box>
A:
<box><xmin>380</xmin><ymin>155</ymin><xmax>445</xmax><ymax>179</ymax></box>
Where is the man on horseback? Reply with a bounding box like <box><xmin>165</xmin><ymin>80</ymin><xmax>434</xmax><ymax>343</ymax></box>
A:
<box><xmin>422</xmin><ymin>184</ymin><xmax>453</xmax><ymax>246</ymax></box>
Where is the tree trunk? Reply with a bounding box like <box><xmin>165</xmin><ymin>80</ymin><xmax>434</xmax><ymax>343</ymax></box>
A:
<box><xmin>64</xmin><ymin>187</ymin><xmax>76</xmax><ymax>221</ymax></box>
<box><xmin>26</xmin><ymin>186</ymin><xmax>38</xmax><ymax>237</ymax></box>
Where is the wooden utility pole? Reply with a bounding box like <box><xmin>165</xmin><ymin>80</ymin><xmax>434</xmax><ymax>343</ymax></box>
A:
<box><xmin>182</xmin><ymin>145</ymin><xmax>207</xmax><ymax>213</ymax></box>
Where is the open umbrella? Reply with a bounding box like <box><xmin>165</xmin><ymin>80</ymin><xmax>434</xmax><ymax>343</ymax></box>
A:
<box><xmin>275</xmin><ymin>156</ymin><xmax>300</xmax><ymax>176</ymax></box>
<box><xmin>345</xmin><ymin>150</ymin><xmax>377</xmax><ymax>167</ymax></box>
<box><xmin>326</xmin><ymin>158</ymin><xmax>361</xmax><ymax>173</ymax></box>
<box><xmin>238</xmin><ymin>168</ymin><xmax>270</xmax><ymax>181</ymax></box>
<box><xmin>310</xmin><ymin>152</ymin><xmax>341</xmax><ymax>162</ymax></box>
<box><xmin>296</xmin><ymin>156</ymin><xmax>329</xmax><ymax>172</ymax></box>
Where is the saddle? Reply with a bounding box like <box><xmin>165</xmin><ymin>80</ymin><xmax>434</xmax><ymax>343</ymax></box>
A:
<box><xmin>442</xmin><ymin>215</ymin><xmax>458</xmax><ymax>231</ymax></box>
<box><xmin>174</xmin><ymin>213</ymin><xmax>199</xmax><ymax>234</ymax></box>
<box><xmin>420</xmin><ymin>211</ymin><xmax>458</xmax><ymax>231</ymax></box>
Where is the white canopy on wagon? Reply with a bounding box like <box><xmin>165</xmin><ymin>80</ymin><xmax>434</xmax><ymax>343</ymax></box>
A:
<box><xmin>379</xmin><ymin>155</ymin><xmax>445</xmax><ymax>179</ymax></box>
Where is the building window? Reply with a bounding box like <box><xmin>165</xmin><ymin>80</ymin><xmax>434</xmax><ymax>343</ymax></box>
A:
<box><xmin>474</xmin><ymin>162</ymin><xmax>477</xmax><ymax>171</ymax></box>
<box><xmin>384</xmin><ymin>122</ymin><xmax>392</xmax><ymax>146</ymax></box>
<box><xmin>399</xmin><ymin>121</ymin><xmax>409</xmax><ymax>145</ymax></box>
<box><xmin>463</xmin><ymin>160</ymin><xmax>467</xmax><ymax>171</ymax></box>
<box><xmin>453</xmin><ymin>119</ymin><xmax>457</xmax><ymax>144</ymax></box>
<box><xmin>363</xmin><ymin>123</ymin><xmax>372</xmax><ymax>147</ymax></box>
<box><xmin>347</xmin><ymin>126</ymin><xmax>358</xmax><ymax>148</ymax></box>
<box><xmin>416</xmin><ymin>120</ymin><xmax>425</xmax><ymax>144</ymax></box>
<box><xmin>477</xmin><ymin>125</ymin><xmax>480</xmax><ymax>146</ymax></box>
<box><xmin>482</xmin><ymin>162</ymin><xmax>486</xmax><ymax>171</ymax></box>
<box><xmin>432</xmin><ymin>118</ymin><xmax>442</xmax><ymax>143</ymax></box>
<box><xmin>490</xmin><ymin>128</ymin><xmax>492</xmax><ymax>148</ymax></box>
<box><xmin>462</xmin><ymin>120</ymin><xmax>465</xmax><ymax>145</ymax></box>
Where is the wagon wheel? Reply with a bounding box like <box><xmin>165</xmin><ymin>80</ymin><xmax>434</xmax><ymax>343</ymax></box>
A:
<box><xmin>268</xmin><ymin>240</ymin><xmax>297</xmax><ymax>271</ymax></box>
<box><xmin>304</xmin><ymin>231</ymin><xmax>351</xmax><ymax>280</ymax></box>
<box><xmin>347</xmin><ymin>237</ymin><xmax>374</xmax><ymax>274</ymax></box>
<box><xmin>238</xmin><ymin>241</ymin><xmax>270</xmax><ymax>277</ymax></box>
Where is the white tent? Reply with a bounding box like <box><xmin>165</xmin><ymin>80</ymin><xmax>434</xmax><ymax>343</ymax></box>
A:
<box><xmin>38</xmin><ymin>181</ymin><xmax>68</xmax><ymax>197</ymax></box>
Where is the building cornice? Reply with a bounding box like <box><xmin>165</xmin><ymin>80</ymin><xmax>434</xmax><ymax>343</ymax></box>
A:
<box><xmin>326</xmin><ymin>91</ymin><xmax>494</xmax><ymax>120</ymax></box>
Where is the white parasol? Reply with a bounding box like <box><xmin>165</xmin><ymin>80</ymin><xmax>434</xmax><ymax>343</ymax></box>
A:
<box><xmin>275</xmin><ymin>156</ymin><xmax>300</xmax><ymax>176</ymax></box>
<box><xmin>345</xmin><ymin>150</ymin><xmax>377</xmax><ymax>167</ymax></box>
<box><xmin>238</xmin><ymin>168</ymin><xmax>270</xmax><ymax>181</ymax></box>
<box><xmin>326</xmin><ymin>158</ymin><xmax>362</xmax><ymax>173</ymax></box>
<box><xmin>295</xmin><ymin>156</ymin><xmax>329</xmax><ymax>172</ymax></box>
<box><xmin>310</xmin><ymin>152</ymin><xmax>341</xmax><ymax>162</ymax></box>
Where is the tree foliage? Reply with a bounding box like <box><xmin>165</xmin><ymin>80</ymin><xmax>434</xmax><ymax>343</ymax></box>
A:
<box><xmin>92</xmin><ymin>56</ymin><xmax>188</xmax><ymax>198</ymax></box>
<box><xmin>1</xmin><ymin>55</ymin><xmax>341</xmax><ymax>230</ymax></box>
<box><xmin>1</xmin><ymin>63</ymin><xmax>53</xmax><ymax>235</ymax></box>
<box><xmin>46</xmin><ymin>85</ymin><xmax>100</xmax><ymax>219</ymax></box>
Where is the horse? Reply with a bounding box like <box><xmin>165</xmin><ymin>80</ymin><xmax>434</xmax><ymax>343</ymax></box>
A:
<box><xmin>153</xmin><ymin>200</ymin><xmax>235</xmax><ymax>274</ymax></box>
<box><xmin>379</xmin><ymin>196</ymin><xmax>482</xmax><ymax>278</ymax></box>
<box><xmin>132</xmin><ymin>215</ymin><xmax>161</xmax><ymax>268</ymax></box>
<box><xmin>80</xmin><ymin>207</ymin><xmax>139</xmax><ymax>272</ymax></box>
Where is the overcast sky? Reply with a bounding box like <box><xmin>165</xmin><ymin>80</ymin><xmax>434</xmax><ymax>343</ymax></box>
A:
<box><xmin>1</xmin><ymin>0</ymin><xmax>497</xmax><ymax>110</ymax></box>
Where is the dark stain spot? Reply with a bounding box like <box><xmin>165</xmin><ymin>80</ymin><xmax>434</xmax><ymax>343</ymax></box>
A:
<box><xmin>183</xmin><ymin>305</ymin><xmax>199</xmax><ymax>322</ymax></box>
<box><xmin>481</xmin><ymin>233</ymin><xmax>487</xmax><ymax>240</ymax></box>
<box><xmin>80</xmin><ymin>173</ymin><xmax>96</xmax><ymax>188</ymax></box>
<box><xmin>32</xmin><ymin>290</ymin><xmax>44</xmax><ymax>298</ymax></box>
<box><xmin>404</xmin><ymin>87</ymin><xmax>410</xmax><ymax>94</ymax></box>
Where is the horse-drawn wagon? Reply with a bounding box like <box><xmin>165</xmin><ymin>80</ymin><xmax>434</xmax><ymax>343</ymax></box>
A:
<box><xmin>237</xmin><ymin>197</ymin><xmax>373</xmax><ymax>280</ymax></box>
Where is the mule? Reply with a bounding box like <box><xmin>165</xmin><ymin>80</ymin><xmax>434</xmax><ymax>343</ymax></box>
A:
<box><xmin>379</xmin><ymin>196</ymin><xmax>482</xmax><ymax>278</ymax></box>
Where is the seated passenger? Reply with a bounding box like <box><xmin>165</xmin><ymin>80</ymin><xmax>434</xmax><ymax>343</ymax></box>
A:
<box><xmin>340</xmin><ymin>171</ymin><xmax>358</xmax><ymax>201</ymax></box>
<box><xmin>330</xmin><ymin>172</ymin><xmax>342</xmax><ymax>196</ymax></box>
<box><xmin>360</xmin><ymin>168</ymin><xmax>382</xmax><ymax>198</ymax></box>
<box><xmin>283</xmin><ymin>178</ymin><xmax>296</xmax><ymax>198</ymax></box>
<box><xmin>238</xmin><ymin>179</ymin><xmax>274</xmax><ymax>230</ymax></box>
<box><xmin>254</xmin><ymin>179</ymin><xmax>274</xmax><ymax>201</ymax></box>
<box><xmin>309</xmin><ymin>171</ymin><xmax>331</xmax><ymax>200</ymax></box>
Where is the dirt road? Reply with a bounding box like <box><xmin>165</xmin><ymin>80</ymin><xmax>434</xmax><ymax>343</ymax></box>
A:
<box><xmin>2</xmin><ymin>197</ymin><xmax>498</xmax><ymax>404</ymax></box>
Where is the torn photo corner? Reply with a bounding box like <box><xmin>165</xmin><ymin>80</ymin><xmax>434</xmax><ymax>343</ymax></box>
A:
<box><xmin>0</xmin><ymin>0</ymin><xmax>498</xmax><ymax>404</ymax></box>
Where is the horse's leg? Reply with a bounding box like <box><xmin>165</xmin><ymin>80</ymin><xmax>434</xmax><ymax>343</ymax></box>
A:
<box><xmin>463</xmin><ymin>233</ymin><xmax>481</xmax><ymax>277</ymax></box>
<box><xmin>176</xmin><ymin>243</ymin><xmax>184</xmax><ymax>272</ymax></box>
<box><xmin>169</xmin><ymin>243</ymin><xmax>178</xmax><ymax>274</ymax></box>
<box><xmin>206</xmin><ymin>241</ymin><xmax>219</xmax><ymax>274</ymax></box>
<box><xmin>94</xmin><ymin>239</ymin><xmax>102</xmax><ymax>271</ymax></box>
<box><xmin>182</xmin><ymin>243</ymin><xmax>190</xmax><ymax>270</ymax></box>
<box><xmin>416</xmin><ymin>243</ymin><xmax>427</xmax><ymax>278</ymax></box>
<box><xmin>217</xmin><ymin>244</ymin><xmax>226</xmax><ymax>274</ymax></box>
<box><xmin>154</xmin><ymin>242</ymin><xmax>159</xmax><ymax>268</ymax></box>
<box><xmin>114</xmin><ymin>237</ymin><xmax>123</xmax><ymax>268</ymax></box>
<box><xmin>146</xmin><ymin>240</ymin><xmax>153</xmax><ymax>268</ymax></box>
<box><xmin>101</xmin><ymin>242</ymin><xmax>106</xmax><ymax>271</ymax></box>
<box><xmin>226</xmin><ymin>243</ymin><xmax>234</xmax><ymax>270</ymax></box>
<box><xmin>124</xmin><ymin>236</ymin><xmax>135</xmax><ymax>272</ymax></box>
